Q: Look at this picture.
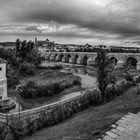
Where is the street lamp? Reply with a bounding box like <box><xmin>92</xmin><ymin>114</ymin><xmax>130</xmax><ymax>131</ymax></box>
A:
<box><xmin>15</xmin><ymin>84</ymin><xmax>22</xmax><ymax>122</ymax></box>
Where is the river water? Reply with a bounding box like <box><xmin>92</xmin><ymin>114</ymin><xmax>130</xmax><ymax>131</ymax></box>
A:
<box><xmin>8</xmin><ymin>63</ymin><xmax>97</xmax><ymax>113</ymax></box>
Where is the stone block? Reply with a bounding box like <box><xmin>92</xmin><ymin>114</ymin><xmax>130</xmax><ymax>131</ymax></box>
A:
<box><xmin>106</xmin><ymin>131</ymin><xmax>118</xmax><ymax>138</ymax></box>
<box><xmin>103</xmin><ymin>135</ymin><xmax>114</xmax><ymax>140</ymax></box>
<box><xmin>116</xmin><ymin>126</ymin><xmax>126</xmax><ymax>132</ymax></box>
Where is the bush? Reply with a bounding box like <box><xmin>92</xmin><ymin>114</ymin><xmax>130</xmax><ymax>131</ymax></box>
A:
<box><xmin>26</xmin><ymin>48</ymin><xmax>42</xmax><ymax>67</ymax></box>
<box><xmin>19</xmin><ymin>62</ymin><xmax>35</xmax><ymax>75</ymax></box>
<box><xmin>0</xmin><ymin>122</ymin><xmax>8</xmax><ymax>140</ymax></box>
<box><xmin>105</xmin><ymin>84</ymin><xmax>124</xmax><ymax>102</ymax></box>
<box><xmin>7</xmin><ymin>117</ymin><xmax>25</xmax><ymax>140</ymax></box>
<box><xmin>25</xmin><ymin>81</ymin><xmax>37</xmax><ymax>88</ymax></box>
<box><xmin>7</xmin><ymin>75</ymin><xmax>19</xmax><ymax>88</ymax></box>
<box><xmin>105</xmin><ymin>87</ymin><xmax>113</xmax><ymax>101</ymax></box>
<box><xmin>26</xmin><ymin>118</ymin><xmax>36</xmax><ymax>135</ymax></box>
<box><xmin>7</xmin><ymin>65</ymin><xmax>19</xmax><ymax>88</ymax></box>
<box><xmin>85</xmin><ymin>89</ymin><xmax>101</xmax><ymax>105</ymax></box>
<box><xmin>20</xmin><ymin>78</ymin><xmax>81</xmax><ymax>98</ymax></box>
<box><xmin>125</xmin><ymin>73</ymin><xmax>133</xmax><ymax>82</ymax></box>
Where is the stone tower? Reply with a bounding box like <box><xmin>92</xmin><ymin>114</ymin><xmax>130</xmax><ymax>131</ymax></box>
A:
<box><xmin>0</xmin><ymin>58</ymin><xmax>7</xmax><ymax>99</ymax></box>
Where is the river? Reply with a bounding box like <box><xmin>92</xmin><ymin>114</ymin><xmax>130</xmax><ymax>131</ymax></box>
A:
<box><xmin>8</xmin><ymin>63</ymin><xmax>97</xmax><ymax>113</ymax></box>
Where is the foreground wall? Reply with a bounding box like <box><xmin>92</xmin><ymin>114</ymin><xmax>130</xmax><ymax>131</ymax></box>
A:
<box><xmin>0</xmin><ymin>75</ymin><xmax>140</xmax><ymax>138</ymax></box>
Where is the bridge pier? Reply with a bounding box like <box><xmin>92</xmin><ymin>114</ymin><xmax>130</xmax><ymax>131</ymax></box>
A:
<box><xmin>137</xmin><ymin>61</ymin><xmax>140</xmax><ymax>70</ymax></box>
<box><xmin>77</xmin><ymin>56</ymin><xmax>83</xmax><ymax>65</ymax></box>
<box><xmin>69</xmin><ymin>56</ymin><xmax>77</xmax><ymax>64</ymax></box>
<box><xmin>50</xmin><ymin>54</ymin><xmax>56</xmax><ymax>61</ymax></box>
<box><xmin>62</xmin><ymin>56</ymin><xmax>69</xmax><ymax>63</ymax></box>
<box><xmin>45</xmin><ymin>54</ymin><xmax>50</xmax><ymax>60</ymax></box>
<box><xmin>87</xmin><ymin>57</ymin><xmax>95</xmax><ymax>66</ymax></box>
<box><xmin>55</xmin><ymin>54</ymin><xmax>61</xmax><ymax>61</ymax></box>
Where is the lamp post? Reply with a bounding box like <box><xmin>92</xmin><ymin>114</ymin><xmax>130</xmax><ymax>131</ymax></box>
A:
<box><xmin>16</xmin><ymin>84</ymin><xmax>22</xmax><ymax>122</ymax></box>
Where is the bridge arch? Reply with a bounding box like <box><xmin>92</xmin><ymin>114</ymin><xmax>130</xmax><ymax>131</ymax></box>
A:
<box><xmin>69</xmin><ymin>54</ymin><xmax>79</xmax><ymax>64</ymax></box>
<box><xmin>50</xmin><ymin>53</ymin><xmax>57</xmax><ymax>61</ymax></box>
<box><xmin>66</xmin><ymin>54</ymin><xmax>72</xmax><ymax>63</ymax></box>
<box><xmin>110</xmin><ymin>57</ymin><xmax>118</xmax><ymax>65</ymax></box>
<box><xmin>125</xmin><ymin>56</ymin><xmax>138</xmax><ymax>69</ymax></box>
<box><xmin>82</xmin><ymin>55</ymin><xmax>88</xmax><ymax>65</ymax></box>
<box><xmin>45</xmin><ymin>53</ymin><xmax>51</xmax><ymax>60</ymax></box>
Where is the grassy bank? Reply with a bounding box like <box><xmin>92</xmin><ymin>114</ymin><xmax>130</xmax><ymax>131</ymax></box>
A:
<box><xmin>19</xmin><ymin>75</ymin><xmax>81</xmax><ymax>98</ymax></box>
<box><xmin>24</xmin><ymin>85</ymin><xmax>140</xmax><ymax>140</ymax></box>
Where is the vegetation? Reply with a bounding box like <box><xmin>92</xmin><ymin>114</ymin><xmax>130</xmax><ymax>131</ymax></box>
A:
<box><xmin>0</xmin><ymin>39</ymin><xmax>43</xmax><ymax>88</ymax></box>
<box><xmin>15</xmin><ymin>39</ymin><xmax>42</xmax><ymax>67</ymax></box>
<box><xmin>19</xmin><ymin>62</ymin><xmax>36</xmax><ymax>76</ymax></box>
<box><xmin>125</xmin><ymin>72</ymin><xmax>134</xmax><ymax>82</ymax></box>
<box><xmin>1</xmin><ymin>76</ymin><xmax>139</xmax><ymax>140</ymax></box>
<box><xmin>21</xmin><ymin>84</ymin><xmax>140</xmax><ymax>140</ymax></box>
<box><xmin>96</xmin><ymin>45</ymin><xmax>114</xmax><ymax>101</ymax></box>
<box><xmin>19</xmin><ymin>75</ymin><xmax>81</xmax><ymax>98</ymax></box>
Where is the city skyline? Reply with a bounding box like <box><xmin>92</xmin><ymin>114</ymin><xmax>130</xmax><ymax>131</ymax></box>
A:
<box><xmin>0</xmin><ymin>0</ymin><xmax>140</xmax><ymax>46</ymax></box>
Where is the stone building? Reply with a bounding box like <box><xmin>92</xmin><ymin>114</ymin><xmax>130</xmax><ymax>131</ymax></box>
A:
<box><xmin>0</xmin><ymin>58</ymin><xmax>7</xmax><ymax>99</ymax></box>
<box><xmin>0</xmin><ymin>58</ymin><xmax>15</xmax><ymax>111</ymax></box>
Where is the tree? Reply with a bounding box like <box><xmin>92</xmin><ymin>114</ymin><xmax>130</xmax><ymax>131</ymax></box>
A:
<box><xmin>15</xmin><ymin>39</ymin><xmax>42</xmax><ymax>67</ymax></box>
<box><xmin>26</xmin><ymin>48</ymin><xmax>42</xmax><ymax>67</ymax></box>
<box><xmin>15</xmin><ymin>40</ymin><xmax>35</xmax><ymax>59</ymax></box>
<box><xmin>96</xmin><ymin>45</ymin><xmax>112</xmax><ymax>101</ymax></box>
<box><xmin>15</xmin><ymin>39</ymin><xmax>21</xmax><ymax>56</ymax></box>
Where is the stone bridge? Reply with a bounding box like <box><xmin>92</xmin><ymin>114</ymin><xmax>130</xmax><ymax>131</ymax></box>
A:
<box><xmin>44</xmin><ymin>52</ymin><xmax>140</xmax><ymax>70</ymax></box>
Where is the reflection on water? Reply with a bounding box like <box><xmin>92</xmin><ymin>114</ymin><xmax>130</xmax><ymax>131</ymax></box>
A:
<box><xmin>8</xmin><ymin>63</ymin><xmax>97</xmax><ymax>113</ymax></box>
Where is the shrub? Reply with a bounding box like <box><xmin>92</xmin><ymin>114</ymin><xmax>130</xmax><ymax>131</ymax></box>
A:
<box><xmin>125</xmin><ymin>72</ymin><xmax>133</xmax><ymax>82</ymax></box>
<box><xmin>105</xmin><ymin>87</ymin><xmax>113</xmax><ymax>101</ymax></box>
<box><xmin>85</xmin><ymin>89</ymin><xmax>101</xmax><ymax>105</ymax></box>
<box><xmin>19</xmin><ymin>62</ymin><xmax>35</xmax><ymax>75</ymax></box>
<box><xmin>26</xmin><ymin>118</ymin><xmax>36</xmax><ymax>135</ymax></box>
<box><xmin>20</xmin><ymin>78</ymin><xmax>81</xmax><ymax>98</ymax></box>
<box><xmin>25</xmin><ymin>81</ymin><xmax>37</xmax><ymax>89</ymax></box>
<box><xmin>7</xmin><ymin>117</ymin><xmax>24</xmax><ymax>140</ymax></box>
<box><xmin>0</xmin><ymin>122</ymin><xmax>8</xmax><ymax>140</ymax></box>
<box><xmin>7</xmin><ymin>65</ymin><xmax>19</xmax><ymax>88</ymax></box>
<box><xmin>7</xmin><ymin>75</ymin><xmax>19</xmax><ymax>88</ymax></box>
<box><xmin>26</xmin><ymin>48</ymin><xmax>42</xmax><ymax>67</ymax></box>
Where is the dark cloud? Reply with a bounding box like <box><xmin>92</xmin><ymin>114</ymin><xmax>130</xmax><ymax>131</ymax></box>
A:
<box><xmin>0</xmin><ymin>0</ymin><xmax>140</xmax><ymax>45</ymax></box>
<box><xmin>130</xmin><ymin>41</ymin><xmax>140</xmax><ymax>45</ymax></box>
<box><xmin>25</xmin><ymin>25</ymin><xmax>43</xmax><ymax>33</ymax></box>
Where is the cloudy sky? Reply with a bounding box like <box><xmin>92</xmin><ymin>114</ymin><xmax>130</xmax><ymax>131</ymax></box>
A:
<box><xmin>0</xmin><ymin>0</ymin><xmax>140</xmax><ymax>46</ymax></box>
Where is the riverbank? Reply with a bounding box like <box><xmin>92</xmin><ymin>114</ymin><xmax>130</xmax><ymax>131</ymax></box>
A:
<box><xmin>23</xmin><ymin>85</ymin><xmax>140</xmax><ymax>140</ymax></box>
<box><xmin>8</xmin><ymin>85</ymin><xmax>83</xmax><ymax>111</ymax></box>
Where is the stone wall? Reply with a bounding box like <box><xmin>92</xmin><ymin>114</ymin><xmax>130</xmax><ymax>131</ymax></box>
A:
<box><xmin>0</xmin><ymin>88</ymin><xmax>98</xmax><ymax>122</ymax></box>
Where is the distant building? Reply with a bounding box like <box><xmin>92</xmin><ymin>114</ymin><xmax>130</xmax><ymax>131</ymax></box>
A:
<box><xmin>0</xmin><ymin>42</ymin><xmax>15</xmax><ymax>49</ymax></box>
<box><xmin>35</xmin><ymin>38</ymin><xmax>55</xmax><ymax>54</ymax></box>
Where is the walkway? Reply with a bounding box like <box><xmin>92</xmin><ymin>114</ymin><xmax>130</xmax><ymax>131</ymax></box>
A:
<box><xmin>99</xmin><ymin>112</ymin><xmax>140</xmax><ymax>140</ymax></box>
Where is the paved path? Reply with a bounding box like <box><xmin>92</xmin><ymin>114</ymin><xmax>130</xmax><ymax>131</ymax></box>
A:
<box><xmin>99</xmin><ymin>112</ymin><xmax>140</xmax><ymax>140</ymax></box>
